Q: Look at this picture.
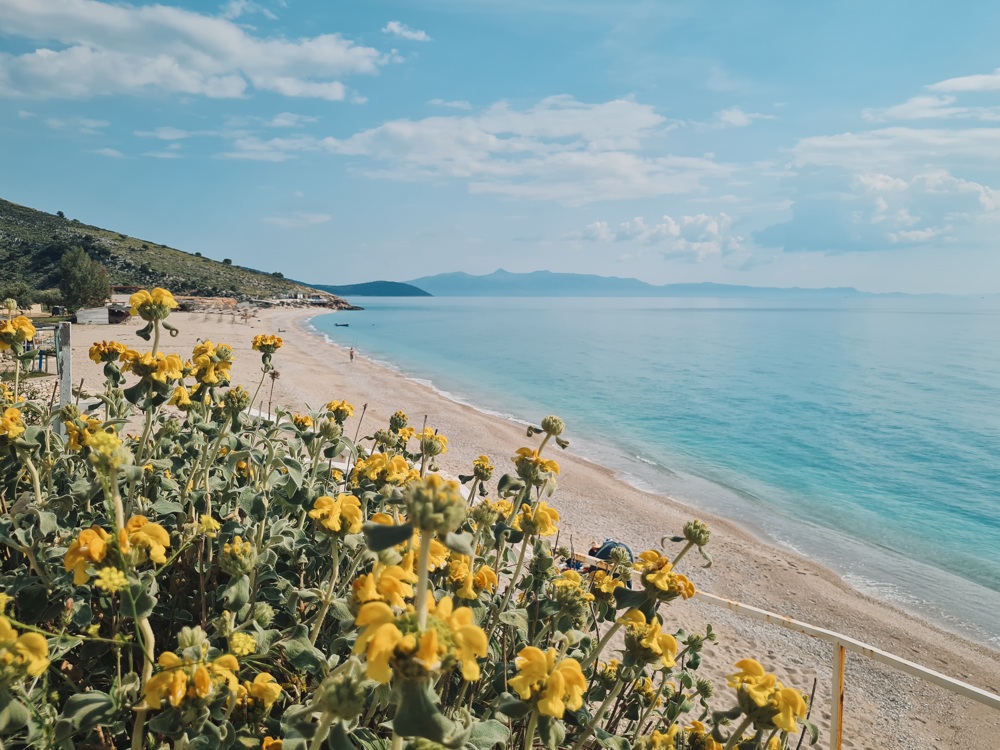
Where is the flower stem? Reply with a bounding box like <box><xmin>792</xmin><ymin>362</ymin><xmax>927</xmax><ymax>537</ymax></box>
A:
<box><xmin>488</xmin><ymin>535</ymin><xmax>530</xmax><ymax>639</ymax></box>
<box><xmin>722</xmin><ymin>717</ymin><xmax>754</xmax><ymax>750</ymax></box>
<box><xmin>523</xmin><ymin>709</ymin><xmax>539</xmax><ymax>750</ymax></box>
<box><xmin>131</xmin><ymin>615</ymin><xmax>156</xmax><ymax>750</ymax></box>
<box><xmin>20</xmin><ymin>453</ymin><xmax>43</xmax><ymax>506</ymax></box>
<box><xmin>671</xmin><ymin>541</ymin><xmax>694</xmax><ymax>567</ymax></box>
<box><xmin>309</xmin><ymin>715</ymin><xmax>334</xmax><ymax>750</ymax></box>
<box><xmin>309</xmin><ymin>543</ymin><xmax>341</xmax><ymax>645</ymax></box>
<box><xmin>570</xmin><ymin>679</ymin><xmax>624</xmax><ymax>750</ymax></box>
<box><xmin>415</xmin><ymin>529</ymin><xmax>433</xmax><ymax>630</ymax></box>
<box><xmin>580</xmin><ymin>621</ymin><xmax>622</xmax><ymax>669</ymax></box>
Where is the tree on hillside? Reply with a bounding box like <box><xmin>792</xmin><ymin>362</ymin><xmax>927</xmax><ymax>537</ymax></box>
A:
<box><xmin>58</xmin><ymin>246</ymin><xmax>109</xmax><ymax>310</ymax></box>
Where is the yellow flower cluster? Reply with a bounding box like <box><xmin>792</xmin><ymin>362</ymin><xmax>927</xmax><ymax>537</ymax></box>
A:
<box><xmin>199</xmin><ymin>515</ymin><xmax>221</xmax><ymax>538</ymax></box>
<box><xmin>141</xmin><ymin>651</ymin><xmax>239</xmax><ymax>709</ymax></box>
<box><xmin>120</xmin><ymin>349</ymin><xmax>184</xmax><ymax>384</ymax></box>
<box><xmin>251</xmin><ymin>334</ymin><xmax>283</xmax><ymax>354</ymax></box>
<box><xmin>727</xmin><ymin>659</ymin><xmax>808</xmax><ymax>734</ymax></box>
<box><xmin>352</xmin><ymin>453</ymin><xmax>416</xmax><ymax>486</ymax></box>
<box><xmin>191</xmin><ymin>341</ymin><xmax>233</xmax><ymax>387</ymax></box>
<box><xmin>354</xmin><ymin>596</ymin><xmax>487</xmax><ymax>683</ymax></box>
<box><xmin>635</xmin><ymin>550</ymin><xmax>695</xmax><ymax>601</ymax></box>
<box><xmin>512</xmin><ymin>500</ymin><xmax>560</xmax><ymax>537</ymax></box>
<box><xmin>0</xmin><ymin>615</ymin><xmax>49</xmax><ymax>685</ymax></box>
<box><xmin>621</xmin><ymin>610</ymin><xmax>678</xmax><ymax>668</ymax></box>
<box><xmin>419</xmin><ymin>427</ymin><xmax>448</xmax><ymax>457</ymax></box>
<box><xmin>230</xmin><ymin>632</ymin><xmax>257</xmax><ymax>657</ymax></box>
<box><xmin>93</xmin><ymin>567</ymin><xmax>129</xmax><ymax>593</ymax></box>
<box><xmin>472</xmin><ymin>454</ymin><xmax>494</xmax><ymax>481</ymax></box>
<box><xmin>326</xmin><ymin>399</ymin><xmax>354</xmax><ymax>423</ymax></box>
<box><xmin>169</xmin><ymin>385</ymin><xmax>193</xmax><ymax>409</ymax></box>
<box><xmin>0</xmin><ymin>407</ymin><xmax>25</xmax><ymax>440</ymax></box>
<box><xmin>292</xmin><ymin>413</ymin><xmax>314</xmax><ymax>430</ymax></box>
<box><xmin>64</xmin><ymin>416</ymin><xmax>103</xmax><ymax>451</ymax></box>
<box><xmin>88</xmin><ymin>340</ymin><xmax>128</xmax><ymax>363</ymax></box>
<box><xmin>0</xmin><ymin>315</ymin><xmax>36</xmax><ymax>351</ymax></box>
<box><xmin>236</xmin><ymin>672</ymin><xmax>282</xmax><ymax>710</ymax></box>
<box><xmin>353</xmin><ymin>562</ymin><xmax>416</xmax><ymax>609</ymax></box>
<box><xmin>309</xmin><ymin>494</ymin><xmax>363</xmax><ymax>535</ymax></box>
<box><xmin>447</xmin><ymin>554</ymin><xmax>499</xmax><ymax>600</ymax></box>
<box><xmin>513</xmin><ymin>447</ymin><xmax>560</xmax><ymax>478</ymax></box>
<box><xmin>508</xmin><ymin>646</ymin><xmax>587</xmax><ymax>718</ymax></box>
<box><xmin>129</xmin><ymin>288</ymin><xmax>178</xmax><ymax>321</ymax></box>
<box><xmin>64</xmin><ymin>517</ymin><xmax>171</xmax><ymax>585</ymax></box>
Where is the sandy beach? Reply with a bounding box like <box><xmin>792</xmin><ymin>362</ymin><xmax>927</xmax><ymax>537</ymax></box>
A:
<box><xmin>70</xmin><ymin>307</ymin><xmax>1000</xmax><ymax>749</ymax></box>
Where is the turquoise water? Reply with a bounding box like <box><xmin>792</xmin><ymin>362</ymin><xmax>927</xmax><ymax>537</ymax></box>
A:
<box><xmin>312</xmin><ymin>297</ymin><xmax>1000</xmax><ymax>644</ymax></box>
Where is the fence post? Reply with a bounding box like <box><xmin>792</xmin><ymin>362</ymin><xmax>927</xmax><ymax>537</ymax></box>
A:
<box><xmin>830</xmin><ymin>643</ymin><xmax>845</xmax><ymax>750</ymax></box>
<box><xmin>56</xmin><ymin>322</ymin><xmax>72</xmax><ymax>415</ymax></box>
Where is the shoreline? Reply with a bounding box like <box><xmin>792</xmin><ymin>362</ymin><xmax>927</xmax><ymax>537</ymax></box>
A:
<box><xmin>305</xmin><ymin>310</ymin><xmax>1000</xmax><ymax>650</ymax></box>
<box><xmin>69</xmin><ymin>307</ymin><xmax>1000</xmax><ymax>748</ymax></box>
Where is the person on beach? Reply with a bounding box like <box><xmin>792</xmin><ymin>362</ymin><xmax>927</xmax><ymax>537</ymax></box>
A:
<box><xmin>349</xmin><ymin>347</ymin><xmax>355</xmax><ymax>362</ymax></box>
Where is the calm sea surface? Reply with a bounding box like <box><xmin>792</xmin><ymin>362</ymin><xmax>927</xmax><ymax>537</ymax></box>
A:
<box><xmin>313</xmin><ymin>297</ymin><xmax>1000</xmax><ymax>644</ymax></box>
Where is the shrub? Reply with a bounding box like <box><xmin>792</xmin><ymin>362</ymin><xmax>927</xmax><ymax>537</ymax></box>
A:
<box><xmin>0</xmin><ymin>291</ymin><xmax>818</xmax><ymax>749</ymax></box>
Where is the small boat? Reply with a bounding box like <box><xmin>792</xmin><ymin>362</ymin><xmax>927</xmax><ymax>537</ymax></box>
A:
<box><xmin>334</xmin><ymin>323</ymin><xmax>349</xmax><ymax>327</ymax></box>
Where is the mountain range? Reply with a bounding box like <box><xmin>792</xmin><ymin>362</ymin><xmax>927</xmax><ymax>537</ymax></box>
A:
<box><xmin>403</xmin><ymin>269</ymin><xmax>907</xmax><ymax>298</ymax></box>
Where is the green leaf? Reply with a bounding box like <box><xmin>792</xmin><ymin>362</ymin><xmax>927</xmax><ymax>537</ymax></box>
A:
<box><xmin>362</xmin><ymin>521</ymin><xmax>414</xmax><ymax>552</ymax></box>
<box><xmin>328</xmin><ymin>722</ymin><xmax>358</xmax><ymax>750</ymax></box>
<box><xmin>121</xmin><ymin>580</ymin><xmax>156</xmax><ymax>620</ymax></box>
<box><xmin>498</xmin><ymin>609</ymin><xmax>530</xmax><ymax>639</ymax></box>
<box><xmin>444</xmin><ymin>531</ymin><xmax>475</xmax><ymax>557</ymax></box>
<box><xmin>612</xmin><ymin>587</ymin><xmax>650</xmax><ymax>611</ymax></box>
<box><xmin>151</xmin><ymin>499</ymin><xmax>185</xmax><ymax>515</ymax></box>
<box><xmin>493</xmin><ymin>693</ymin><xmax>531</xmax><ymax>720</ymax></box>
<box><xmin>35</xmin><ymin>510</ymin><xmax>58</xmax><ymax>537</ymax></box>
<box><xmin>467</xmin><ymin>719</ymin><xmax>510</xmax><ymax>750</ymax></box>
<box><xmin>0</xmin><ymin>690</ymin><xmax>30</xmax><ymax>734</ymax></box>
<box><xmin>220</xmin><ymin>575</ymin><xmax>251</xmax><ymax>611</ymax></box>
<box><xmin>537</xmin><ymin>715</ymin><xmax>565</xmax><ymax>750</ymax></box>
<box><xmin>53</xmin><ymin>691</ymin><xmax>115</xmax><ymax>742</ymax></box>
<box><xmin>593</xmin><ymin>728</ymin><xmax>630</xmax><ymax>750</ymax></box>
<box><xmin>392</xmin><ymin>680</ymin><xmax>471</xmax><ymax>748</ymax></box>
<box><xmin>803</xmin><ymin>719</ymin><xmax>820</xmax><ymax>745</ymax></box>
<box><xmin>496</xmin><ymin>474</ymin><xmax>525</xmax><ymax>498</ymax></box>
<box><xmin>281</xmin><ymin>625</ymin><xmax>327</xmax><ymax>675</ymax></box>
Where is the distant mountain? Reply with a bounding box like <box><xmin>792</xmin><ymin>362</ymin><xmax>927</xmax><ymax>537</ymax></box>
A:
<box><xmin>0</xmin><ymin>197</ymin><xmax>346</xmax><ymax>302</ymax></box>
<box><xmin>406</xmin><ymin>269</ymin><xmax>903</xmax><ymax>298</ymax></box>
<box><xmin>309</xmin><ymin>280</ymin><xmax>431</xmax><ymax>297</ymax></box>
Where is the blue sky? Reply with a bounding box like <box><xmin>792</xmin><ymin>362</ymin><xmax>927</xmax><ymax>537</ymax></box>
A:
<box><xmin>3</xmin><ymin>0</ymin><xmax>1000</xmax><ymax>293</ymax></box>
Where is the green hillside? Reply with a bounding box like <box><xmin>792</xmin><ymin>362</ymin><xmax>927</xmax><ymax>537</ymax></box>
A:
<box><xmin>0</xmin><ymin>197</ymin><xmax>332</xmax><ymax>301</ymax></box>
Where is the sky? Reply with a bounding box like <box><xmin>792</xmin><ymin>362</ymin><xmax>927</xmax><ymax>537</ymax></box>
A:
<box><xmin>3</xmin><ymin>0</ymin><xmax>1000</xmax><ymax>293</ymax></box>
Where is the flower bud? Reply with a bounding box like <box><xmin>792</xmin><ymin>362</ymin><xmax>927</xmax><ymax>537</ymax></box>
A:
<box><xmin>683</xmin><ymin>519</ymin><xmax>711</xmax><ymax>548</ymax></box>
<box><xmin>2</xmin><ymin>299</ymin><xmax>17</xmax><ymax>313</ymax></box>
<box><xmin>540</xmin><ymin>415</ymin><xmax>565</xmax><ymax>436</ymax></box>
<box><xmin>472</xmin><ymin>455</ymin><xmax>494</xmax><ymax>482</ymax></box>
<box><xmin>389</xmin><ymin>410</ymin><xmax>408</xmax><ymax>431</ymax></box>
<box><xmin>223</xmin><ymin>385</ymin><xmax>251</xmax><ymax>415</ymax></box>
<box><xmin>320</xmin><ymin>419</ymin><xmax>343</xmax><ymax>442</ymax></box>
<box><xmin>403</xmin><ymin>474</ymin><xmax>467</xmax><ymax>535</ymax></box>
<box><xmin>315</xmin><ymin>658</ymin><xmax>368</xmax><ymax>721</ymax></box>
<box><xmin>161</xmin><ymin>418</ymin><xmax>182</xmax><ymax>438</ymax></box>
<box><xmin>220</xmin><ymin>535</ymin><xmax>257</xmax><ymax>576</ymax></box>
<box><xmin>253</xmin><ymin>602</ymin><xmax>275</xmax><ymax>628</ymax></box>
<box><xmin>60</xmin><ymin>404</ymin><xmax>81</xmax><ymax>421</ymax></box>
<box><xmin>176</xmin><ymin>625</ymin><xmax>209</xmax><ymax>652</ymax></box>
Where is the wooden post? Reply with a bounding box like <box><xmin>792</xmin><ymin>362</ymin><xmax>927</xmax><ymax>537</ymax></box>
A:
<box><xmin>57</xmin><ymin>322</ymin><xmax>72</xmax><ymax>413</ymax></box>
<box><xmin>831</xmin><ymin>643</ymin><xmax>845</xmax><ymax>750</ymax></box>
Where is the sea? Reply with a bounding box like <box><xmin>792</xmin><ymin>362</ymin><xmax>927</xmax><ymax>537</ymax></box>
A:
<box><xmin>311</xmin><ymin>296</ymin><xmax>1000</xmax><ymax>646</ymax></box>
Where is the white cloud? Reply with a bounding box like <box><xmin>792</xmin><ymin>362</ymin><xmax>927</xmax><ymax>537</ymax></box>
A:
<box><xmin>45</xmin><ymin>115</ymin><xmax>109</xmax><ymax>133</ymax></box>
<box><xmin>888</xmin><ymin>227</ymin><xmax>944</xmax><ymax>244</ymax></box>
<box><xmin>262</xmin><ymin>212</ymin><xmax>332</xmax><ymax>228</ymax></box>
<box><xmin>580</xmin><ymin>212</ymin><xmax>742</xmax><ymax>259</ymax></box>
<box><xmin>266</xmin><ymin>112</ymin><xmax>318</xmax><ymax>128</ymax></box>
<box><xmin>17</xmin><ymin>109</ymin><xmax>34</xmax><ymax>118</ymax></box>
<box><xmin>863</xmin><ymin>94</ymin><xmax>1000</xmax><ymax>122</ymax></box>
<box><xmin>713</xmin><ymin>106</ymin><xmax>774</xmax><ymax>128</ymax></box>
<box><xmin>428</xmin><ymin>98</ymin><xmax>472</xmax><ymax>110</ymax></box>
<box><xmin>94</xmin><ymin>146</ymin><xmax>122</xmax><ymax>157</ymax></box>
<box><xmin>143</xmin><ymin>150</ymin><xmax>182</xmax><ymax>159</ymax></box>
<box><xmin>134</xmin><ymin>126</ymin><xmax>201</xmax><ymax>140</ymax></box>
<box><xmin>216</xmin><ymin>95</ymin><xmax>730</xmax><ymax>204</ymax></box>
<box><xmin>219</xmin><ymin>0</ymin><xmax>278</xmax><ymax>22</ymax></box>
<box><xmin>382</xmin><ymin>21</ymin><xmax>431</xmax><ymax>42</ymax></box>
<box><xmin>928</xmin><ymin>67</ymin><xmax>1000</xmax><ymax>93</ymax></box>
<box><xmin>0</xmin><ymin>0</ymin><xmax>384</xmax><ymax>100</ymax></box>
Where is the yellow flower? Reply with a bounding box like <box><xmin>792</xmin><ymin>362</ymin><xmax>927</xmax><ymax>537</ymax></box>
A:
<box><xmin>169</xmin><ymin>385</ymin><xmax>192</xmax><ymax>409</ymax></box>
<box><xmin>512</xmin><ymin>447</ymin><xmax>560</xmax><ymax>483</ymax></box>
<box><xmin>0</xmin><ymin>615</ymin><xmax>49</xmax><ymax>679</ymax></box>
<box><xmin>472</xmin><ymin>454</ymin><xmax>494</xmax><ymax>481</ymax></box>
<box><xmin>142</xmin><ymin>651</ymin><xmax>239</xmax><ymax>709</ymax></box>
<box><xmin>0</xmin><ymin>593</ymin><xmax>9</xmax><ymax>615</ymax></box>
<box><xmin>252</xmin><ymin>334</ymin><xmax>283</xmax><ymax>354</ymax></box>
<box><xmin>64</xmin><ymin>416</ymin><xmax>102</xmax><ymax>451</ymax></box>
<box><xmin>508</xmin><ymin>646</ymin><xmax>587</xmax><ymax>718</ymax></box>
<box><xmin>640</xmin><ymin>727</ymin><xmax>679</xmax><ymax>750</ymax></box>
<box><xmin>292</xmin><ymin>413</ymin><xmax>314</xmax><ymax>430</ymax></box>
<box><xmin>352</xmin><ymin>563</ymin><xmax>415</xmax><ymax>609</ymax></box>
<box><xmin>0</xmin><ymin>407</ymin><xmax>25</xmax><ymax>440</ymax></box>
<box><xmin>686</xmin><ymin>721</ymin><xmax>724</xmax><ymax>750</ymax></box>
<box><xmin>262</xmin><ymin>739</ymin><xmax>283</xmax><ymax>750</ymax></box>
<box><xmin>512</xmin><ymin>501</ymin><xmax>560</xmax><ymax>537</ymax></box>
<box><xmin>353</xmin><ymin>596</ymin><xmax>486</xmax><ymax>683</ymax></box>
<box><xmin>326</xmin><ymin>399</ymin><xmax>354</xmax><ymax>423</ymax></box>
<box><xmin>120</xmin><ymin>350</ymin><xmax>184</xmax><ymax>384</ymax></box>
<box><xmin>309</xmin><ymin>494</ymin><xmax>363</xmax><ymax>535</ymax></box>
<box><xmin>190</xmin><ymin>341</ymin><xmax>233</xmax><ymax>386</ymax></box>
<box><xmin>93</xmin><ymin>567</ymin><xmax>129</xmax><ymax>593</ymax></box>
<box><xmin>419</xmin><ymin>427</ymin><xmax>448</xmax><ymax>456</ymax></box>
<box><xmin>89</xmin><ymin>340</ymin><xmax>127</xmax><ymax>363</ymax></box>
<box><xmin>635</xmin><ymin>550</ymin><xmax>695</xmax><ymax>601</ymax></box>
<box><xmin>199</xmin><ymin>515</ymin><xmax>221</xmax><ymax>538</ymax></box>
<box><xmin>230</xmin><ymin>632</ymin><xmax>257</xmax><ymax>657</ymax></box>
<box><xmin>621</xmin><ymin>609</ymin><xmax>678</xmax><ymax>668</ymax></box>
<box><xmin>244</xmin><ymin>672</ymin><xmax>282</xmax><ymax>709</ymax></box>
<box><xmin>352</xmin><ymin>453</ymin><xmax>416</xmax><ymax>486</ymax></box>
<box><xmin>0</xmin><ymin>316</ymin><xmax>36</xmax><ymax>351</ymax></box>
<box><xmin>64</xmin><ymin>526</ymin><xmax>111</xmax><ymax>584</ymax></box>
<box><xmin>589</xmin><ymin>570</ymin><xmax>625</xmax><ymax>599</ymax></box>
<box><xmin>726</xmin><ymin>659</ymin><xmax>808</xmax><ymax>734</ymax></box>
<box><xmin>448</xmin><ymin>554</ymin><xmax>498</xmax><ymax>600</ymax></box>
<box><xmin>124</xmin><ymin>516</ymin><xmax>171</xmax><ymax>564</ymax></box>
<box><xmin>129</xmin><ymin>287</ymin><xmax>178</xmax><ymax>321</ymax></box>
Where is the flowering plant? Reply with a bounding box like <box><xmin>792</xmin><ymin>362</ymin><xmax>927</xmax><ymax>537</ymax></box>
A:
<box><xmin>0</xmin><ymin>289</ymin><xmax>818</xmax><ymax>750</ymax></box>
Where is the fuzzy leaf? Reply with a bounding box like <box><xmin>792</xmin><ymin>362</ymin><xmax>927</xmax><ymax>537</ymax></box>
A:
<box><xmin>392</xmin><ymin>680</ymin><xmax>471</xmax><ymax>748</ymax></box>
<box><xmin>281</xmin><ymin>625</ymin><xmax>327</xmax><ymax>675</ymax></box>
<box><xmin>493</xmin><ymin>693</ymin><xmax>531</xmax><ymax>720</ymax></box>
<box><xmin>362</xmin><ymin>521</ymin><xmax>414</xmax><ymax>552</ymax></box>
<box><xmin>467</xmin><ymin>719</ymin><xmax>510</xmax><ymax>750</ymax></box>
<box><xmin>220</xmin><ymin>575</ymin><xmax>250</xmax><ymax>611</ymax></box>
<box><xmin>498</xmin><ymin>608</ymin><xmax>530</xmax><ymax>639</ymax></box>
<box><xmin>444</xmin><ymin>531</ymin><xmax>475</xmax><ymax>557</ymax></box>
